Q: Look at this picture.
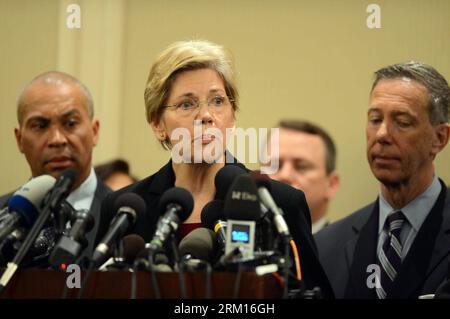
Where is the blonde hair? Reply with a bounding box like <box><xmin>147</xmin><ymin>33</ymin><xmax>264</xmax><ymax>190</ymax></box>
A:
<box><xmin>144</xmin><ymin>40</ymin><xmax>239</xmax><ymax>148</ymax></box>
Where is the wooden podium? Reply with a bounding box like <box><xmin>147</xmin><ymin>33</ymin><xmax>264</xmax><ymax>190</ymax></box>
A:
<box><xmin>0</xmin><ymin>269</ymin><xmax>283</xmax><ymax>299</ymax></box>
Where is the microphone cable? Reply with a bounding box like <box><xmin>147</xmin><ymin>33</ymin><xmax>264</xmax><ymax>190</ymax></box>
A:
<box><xmin>130</xmin><ymin>250</ymin><xmax>162</xmax><ymax>299</ymax></box>
<box><xmin>136</xmin><ymin>245</ymin><xmax>174</xmax><ymax>299</ymax></box>
<box><xmin>130</xmin><ymin>260</ymin><xmax>140</xmax><ymax>299</ymax></box>
<box><xmin>204</xmin><ymin>262</ymin><xmax>212</xmax><ymax>299</ymax></box>
<box><xmin>282</xmin><ymin>239</ymin><xmax>290</xmax><ymax>299</ymax></box>
<box><xmin>76</xmin><ymin>258</ymin><xmax>95</xmax><ymax>299</ymax></box>
<box><xmin>171</xmin><ymin>235</ymin><xmax>187</xmax><ymax>299</ymax></box>
<box><xmin>289</xmin><ymin>239</ymin><xmax>302</xmax><ymax>281</ymax></box>
<box><xmin>179</xmin><ymin>257</ymin><xmax>213</xmax><ymax>299</ymax></box>
<box><xmin>276</xmin><ymin>238</ymin><xmax>302</xmax><ymax>299</ymax></box>
<box><xmin>131</xmin><ymin>254</ymin><xmax>147</xmax><ymax>299</ymax></box>
<box><xmin>148</xmin><ymin>249</ymin><xmax>162</xmax><ymax>299</ymax></box>
<box><xmin>270</xmin><ymin>271</ymin><xmax>286</xmax><ymax>291</ymax></box>
<box><xmin>60</xmin><ymin>265</ymin><xmax>70</xmax><ymax>299</ymax></box>
<box><xmin>232</xmin><ymin>262</ymin><xmax>244</xmax><ymax>299</ymax></box>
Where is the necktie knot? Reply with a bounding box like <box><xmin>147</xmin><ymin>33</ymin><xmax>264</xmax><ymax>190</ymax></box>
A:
<box><xmin>386</xmin><ymin>210</ymin><xmax>405</xmax><ymax>235</ymax></box>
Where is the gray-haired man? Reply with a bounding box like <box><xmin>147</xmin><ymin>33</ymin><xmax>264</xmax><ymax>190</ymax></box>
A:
<box><xmin>315</xmin><ymin>61</ymin><xmax>450</xmax><ymax>299</ymax></box>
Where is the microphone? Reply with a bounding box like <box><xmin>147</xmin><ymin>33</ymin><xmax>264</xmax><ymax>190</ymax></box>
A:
<box><xmin>0</xmin><ymin>229</ymin><xmax>25</xmax><ymax>266</ymax></box>
<box><xmin>251</xmin><ymin>172</ymin><xmax>290</xmax><ymax>237</ymax></box>
<box><xmin>214</xmin><ymin>165</ymin><xmax>247</xmax><ymax>200</ymax></box>
<box><xmin>54</xmin><ymin>199</ymin><xmax>77</xmax><ymax>235</ymax></box>
<box><xmin>201</xmin><ymin>200</ymin><xmax>226</xmax><ymax>252</ymax></box>
<box><xmin>134</xmin><ymin>247</ymin><xmax>173</xmax><ymax>272</ymax></box>
<box><xmin>223</xmin><ymin>173</ymin><xmax>262</xmax><ymax>221</ymax></box>
<box><xmin>92</xmin><ymin>193</ymin><xmax>145</xmax><ymax>268</ymax></box>
<box><xmin>29</xmin><ymin>226</ymin><xmax>56</xmax><ymax>260</ymax></box>
<box><xmin>41</xmin><ymin>168</ymin><xmax>77</xmax><ymax>213</ymax></box>
<box><xmin>49</xmin><ymin>208</ymin><xmax>94</xmax><ymax>267</ymax></box>
<box><xmin>0</xmin><ymin>202</ymin><xmax>75</xmax><ymax>267</ymax></box>
<box><xmin>146</xmin><ymin>187</ymin><xmax>194</xmax><ymax>251</ymax></box>
<box><xmin>0</xmin><ymin>175</ymin><xmax>56</xmax><ymax>243</ymax></box>
<box><xmin>0</xmin><ymin>206</ymin><xmax>9</xmax><ymax>223</ymax></box>
<box><xmin>0</xmin><ymin>169</ymin><xmax>76</xmax><ymax>292</ymax></box>
<box><xmin>222</xmin><ymin>173</ymin><xmax>261</xmax><ymax>260</ymax></box>
<box><xmin>251</xmin><ymin>173</ymin><xmax>296</xmax><ymax>297</ymax></box>
<box><xmin>98</xmin><ymin>234</ymin><xmax>146</xmax><ymax>271</ymax></box>
<box><xmin>0</xmin><ymin>226</ymin><xmax>58</xmax><ymax>268</ymax></box>
<box><xmin>178</xmin><ymin>227</ymin><xmax>217</xmax><ymax>263</ymax></box>
<box><xmin>178</xmin><ymin>228</ymin><xmax>215</xmax><ymax>299</ymax></box>
<box><xmin>123</xmin><ymin>234</ymin><xmax>146</xmax><ymax>266</ymax></box>
<box><xmin>135</xmin><ymin>187</ymin><xmax>193</xmax><ymax>273</ymax></box>
<box><xmin>215</xmin><ymin>246</ymin><xmax>245</xmax><ymax>268</ymax></box>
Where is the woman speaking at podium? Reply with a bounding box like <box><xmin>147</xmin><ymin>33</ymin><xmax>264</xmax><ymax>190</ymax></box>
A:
<box><xmin>95</xmin><ymin>39</ymin><xmax>333</xmax><ymax>298</ymax></box>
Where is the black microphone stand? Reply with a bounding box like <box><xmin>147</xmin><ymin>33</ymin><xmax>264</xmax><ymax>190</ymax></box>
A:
<box><xmin>171</xmin><ymin>233</ymin><xmax>187</xmax><ymax>299</ymax></box>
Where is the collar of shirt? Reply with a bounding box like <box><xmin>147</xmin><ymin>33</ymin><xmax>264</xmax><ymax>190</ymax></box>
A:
<box><xmin>378</xmin><ymin>175</ymin><xmax>442</xmax><ymax>235</ymax></box>
<box><xmin>312</xmin><ymin>216</ymin><xmax>329</xmax><ymax>234</ymax></box>
<box><xmin>66</xmin><ymin>167</ymin><xmax>98</xmax><ymax>212</ymax></box>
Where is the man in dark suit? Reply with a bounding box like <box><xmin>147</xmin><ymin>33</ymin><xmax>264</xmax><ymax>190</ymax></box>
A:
<box><xmin>0</xmin><ymin>71</ymin><xmax>111</xmax><ymax>263</ymax></box>
<box><xmin>315</xmin><ymin>61</ymin><xmax>450</xmax><ymax>299</ymax></box>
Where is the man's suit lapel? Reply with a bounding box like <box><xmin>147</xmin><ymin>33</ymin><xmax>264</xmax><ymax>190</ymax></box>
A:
<box><xmin>344</xmin><ymin>201</ymin><xmax>379</xmax><ymax>299</ymax></box>
<box><xmin>80</xmin><ymin>177</ymin><xmax>111</xmax><ymax>260</ymax></box>
<box><xmin>389</xmin><ymin>182</ymin><xmax>450</xmax><ymax>298</ymax></box>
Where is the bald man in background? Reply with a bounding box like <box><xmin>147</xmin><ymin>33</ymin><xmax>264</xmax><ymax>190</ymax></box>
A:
<box><xmin>0</xmin><ymin>71</ymin><xmax>111</xmax><ymax>265</ymax></box>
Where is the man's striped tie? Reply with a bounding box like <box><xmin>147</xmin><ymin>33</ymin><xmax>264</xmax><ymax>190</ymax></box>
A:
<box><xmin>376</xmin><ymin>211</ymin><xmax>406</xmax><ymax>299</ymax></box>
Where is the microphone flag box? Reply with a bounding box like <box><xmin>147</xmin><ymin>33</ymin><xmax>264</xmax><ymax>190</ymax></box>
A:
<box><xmin>225</xmin><ymin>219</ymin><xmax>255</xmax><ymax>260</ymax></box>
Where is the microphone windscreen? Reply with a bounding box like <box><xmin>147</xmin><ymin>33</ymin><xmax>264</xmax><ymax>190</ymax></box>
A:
<box><xmin>123</xmin><ymin>234</ymin><xmax>145</xmax><ymax>264</ymax></box>
<box><xmin>135</xmin><ymin>247</ymin><xmax>173</xmax><ymax>272</ymax></box>
<box><xmin>113</xmin><ymin>192</ymin><xmax>146</xmax><ymax>223</ymax></box>
<box><xmin>178</xmin><ymin>227</ymin><xmax>216</xmax><ymax>262</ymax></box>
<box><xmin>8</xmin><ymin>175</ymin><xmax>57</xmax><ymax>226</ymax></box>
<box><xmin>32</xmin><ymin>226</ymin><xmax>56</xmax><ymax>256</ymax></box>
<box><xmin>200</xmin><ymin>200</ymin><xmax>225</xmax><ymax>230</ymax></box>
<box><xmin>214</xmin><ymin>165</ymin><xmax>247</xmax><ymax>200</ymax></box>
<box><xmin>223</xmin><ymin>173</ymin><xmax>261</xmax><ymax>221</ymax></box>
<box><xmin>158</xmin><ymin>187</ymin><xmax>194</xmax><ymax>222</ymax></box>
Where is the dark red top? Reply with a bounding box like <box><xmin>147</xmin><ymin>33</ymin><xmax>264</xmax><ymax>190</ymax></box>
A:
<box><xmin>177</xmin><ymin>223</ymin><xmax>202</xmax><ymax>241</ymax></box>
